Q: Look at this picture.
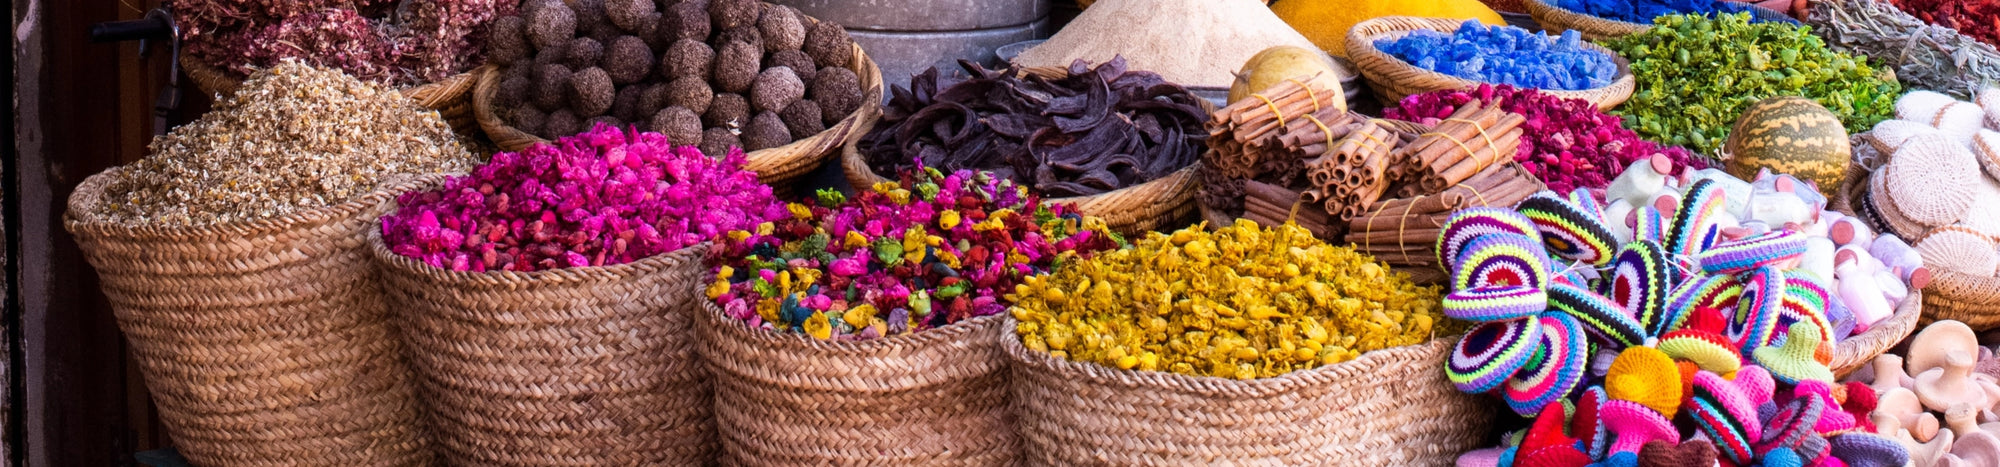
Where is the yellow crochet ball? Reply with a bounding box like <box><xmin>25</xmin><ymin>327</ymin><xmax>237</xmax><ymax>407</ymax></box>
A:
<box><xmin>1270</xmin><ymin>0</ymin><xmax>1506</xmax><ymax>57</ymax></box>
<box><xmin>1606</xmin><ymin>346</ymin><xmax>1684</xmax><ymax>418</ymax></box>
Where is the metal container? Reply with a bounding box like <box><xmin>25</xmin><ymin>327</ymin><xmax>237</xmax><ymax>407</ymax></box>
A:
<box><xmin>772</xmin><ymin>0</ymin><xmax>1054</xmax><ymax>92</ymax></box>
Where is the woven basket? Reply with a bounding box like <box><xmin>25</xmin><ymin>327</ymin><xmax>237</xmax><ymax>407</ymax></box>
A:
<box><xmin>1831</xmin><ymin>291</ymin><xmax>1923</xmax><ymax>377</ymax></box>
<box><xmin>181</xmin><ymin>51</ymin><xmax>483</xmax><ymax>135</ymax></box>
<box><xmin>1524</xmin><ymin>0</ymin><xmax>1793</xmax><ymax>40</ymax></box>
<box><xmin>1345</xmin><ymin>16</ymin><xmax>1637</xmax><ymax>110</ymax></box>
<box><xmin>1841</xmin><ymin>164</ymin><xmax>2000</xmax><ymax>331</ymax></box>
<box><xmin>64</xmin><ymin>168</ymin><xmax>436</xmax><ymax>466</ymax></box>
<box><xmin>698</xmin><ymin>302</ymin><xmax>1018</xmax><ymax>465</ymax></box>
<box><xmin>473</xmin><ymin>30</ymin><xmax>885</xmax><ymax>189</ymax></box>
<box><xmin>843</xmin><ymin>66</ymin><xmax>1207</xmax><ymax>235</ymax></box>
<box><xmin>1004</xmin><ymin>320</ymin><xmax>1492</xmax><ymax>465</ymax></box>
<box><xmin>369</xmin><ymin>224</ymin><xmax>715</xmax><ymax>465</ymax></box>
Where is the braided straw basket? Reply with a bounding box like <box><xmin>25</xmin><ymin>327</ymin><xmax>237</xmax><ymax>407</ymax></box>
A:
<box><xmin>1004</xmin><ymin>320</ymin><xmax>1491</xmax><ymax>465</ymax></box>
<box><xmin>369</xmin><ymin>219</ymin><xmax>715</xmax><ymax>464</ymax></box>
<box><xmin>64</xmin><ymin>168</ymin><xmax>436</xmax><ymax>466</ymax></box>
<box><xmin>1831</xmin><ymin>291</ymin><xmax>1923</xmax><ymax>377</ymax></box>
<box><xmin>1842</xmin><ymin>160</ymin><xmax>2000</xmax><ymax>331</ymax></box>
<box><xmin>182</xmin><ymin>52</ymin><xmax>484</xmax><ymax>135</ymax></box>
<box><xmin>1523</xmin><ymin>0</ymin><xmax>1794</xmax><ymax>40</ymax></box>
<box><xmin>843</xmin><ymin>66</ymin><xmax>1208</xmax><ymax>235</ymax></box>
<box><xmin>474</xmin><ymin>26</ymin><xmax>885</xmax><ymax>189</ymax></box>
<box><xmin>1345</xmin><ymin>16</ymin><xmax>1637</xmax><ymax>110</ymax></box>
<box><xmin>698</xmin><ymin>301</ymin><xmax>1017</xmax><ymax>465</ymax></box>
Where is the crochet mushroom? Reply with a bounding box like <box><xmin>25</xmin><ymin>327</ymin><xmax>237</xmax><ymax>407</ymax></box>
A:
<box><xmin>1607</xmin><ymin>347</ymin><xmax>1683</xmax><ymax>417</ymax></box>
<box><xmin>1598</xmin><ymin>399</ymin><xmax>1679</xmax><ymax>455</ymax></box>
<box><xmin>1754</xmin><ymin>325</ymin><xmax>1837</xmax><ymax>385</ymax></box>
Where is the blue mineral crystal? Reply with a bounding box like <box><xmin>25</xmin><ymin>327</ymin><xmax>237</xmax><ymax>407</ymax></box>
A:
<box><xmin>1374</xmin><ymin>20</ymin><xmax>1620</xmax><ymax>91</ymax></box>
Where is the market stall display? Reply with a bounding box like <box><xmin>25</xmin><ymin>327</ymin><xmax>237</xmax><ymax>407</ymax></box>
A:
<box><xmin>845</xmin><ymin>58</ymin><xmax>1208</xmax><ymax>234</ymax></box>
<box><xmin>472</xmin><ymin>0</ymin><xmax>883</xmax><ymax>187</ymax></box>
<box><xmin>1014</xmin><ymin>0</ymin><xmax>1347</xmax><ymax>93</ymax></box>
<box><xmin>700</xmin><ymin>169</ymin><xmax>1120</xmax><ymax>464</ymax></box>
<box><xmin>1803</xmin><ymin>0</ymin><xmax>2000</xmax><ymax>101</ymax></box>
<box><xmin>1844</xmin><ymin>320</ymin><xmax>2000</xmax><ymax>467</ymax></box>
<box><xmin>371</xmin><ymin>125</ymin><xmax>787</xmax><ymax>464</ymax></box>
<box><xmin>1849</xmin><ymin>90</ymin><xmax>2000</xmax><ymax>328</ymax></box>
<box><xmin>1006</xmin><ymin>220</ymin><xmax>1490</xmax><ymax>463</ymax></box>
<box><xmin>1269</xmin><ymin>0</ymin><xmax>1506</xmax><ymax>57</ymax></box>
<box><xmin>1347</xmin><ymin>17</ymin><xmax>1635</xmax><ymax>110</ymax></box>
<box><xmin>1602</xmin><ymin>13</ymin><xmax>1901</xmax><ymax>157</ymax></box>
<box><xmin>1386</xmin><ymin>85</ymin><xmax>1704</xmax><ymax>195</ymax></box>
<box><xmin>1523</xmin><ymin>0</ymin><xmax>1793</xmax><ymax>41</ymax></box>
<box><xmin>64</xmin><ymin>61</ymin><xmax>477</xmax><ymax>465</ymax></box>
<box><xmin>1888</xmin><ymin>0</ymin><xmax>2000</xmax><ymax>50</ymax></box>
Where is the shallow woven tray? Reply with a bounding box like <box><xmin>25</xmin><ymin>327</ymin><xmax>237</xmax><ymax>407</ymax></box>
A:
<box><xmin>474</xmin><ymin>22</ymin><xmax>885</xmax><ymax>189</ymax></box>
<box><xmin>1841</xmin><ymin>162</ymin><xmax>2000</xmax><ymax>330</ymax></box>
<box><xmin>1345</xmin><ymin>16</ymin><xmax>1637</xmax><ymax>110</ymax></box>
<box><xmin>1832</xmin><ymin>290</ymin><xmax>1923</xmax><ymax>377</ymax></box>
<box><xmin>182</xmin><ymin>51</ymin><xmax>482</xmax><ymax>134</ymax></box>
<box><xmin>842</xmin><ymin>66</ymin><xmax>1207</xmax><ymax>236</ymax></box>
<box><xmin>1524</xmin><ymin>0</ymin><xmax>1793</xmax><ymax>40</ymax></box>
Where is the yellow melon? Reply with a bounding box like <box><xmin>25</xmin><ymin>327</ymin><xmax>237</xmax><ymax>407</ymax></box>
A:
<box><xmin>1723</xmin><ymin>96</ymin><xmax>1852</xmax><ymax>190</ymax></box>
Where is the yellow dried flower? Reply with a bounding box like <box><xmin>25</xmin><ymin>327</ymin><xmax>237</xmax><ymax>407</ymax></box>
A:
<box><xmin>1011</xmin><ymin>220</ymin><xmax>1445</xmax><ymax>379</ymax></box>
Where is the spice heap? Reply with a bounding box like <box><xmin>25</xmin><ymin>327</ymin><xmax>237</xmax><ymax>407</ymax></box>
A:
<box><xmin>99</xmin><ymin>60</ymin><xmax>476</xmax><ymax>226</ymax></box>
<box><xmin>1554</xmin><ymin>0</ymin><xmax>1764</xmax><ymax>24</ymax></box>
<box><xmin>177</xmin><ymin>0</ymin><xmax>508</xmax><ymax>86</ymax></box>
<box><xmin>1888</xmin><ymin>0</ymin><xmax>2000</xmax><ymax>49</ymax></box>
<box><xmin>382</xmin><ymin>124</ymin><xmax>787</xmax><ymax>272</ymax></box>
<box><xmin>1855</xmin><ymin>90</ymin><xmax>2000</xmax><ymax>280</ymax></box>
<box><xmin>1375</xmin><ymin>21</ymin><xmax>1619</xmax><ymax>91</ymax></box>
<box><xmin>1845</xmin><ymin>321</ymin><xmax>2000</xmax><ymax>465</ymax></box>
<box><xmin>1013</xmin><ymin>0</ymin><xmax>1336</xmax><ymax>90</ymax></box>
<box><xmin>1602</xmin><ymin>13</ymin><xmax>1901</xmax><ymax>155</ymax></box>
<box><xmin>1440</xmin><ymin>181</ymin><xmax>1917</xmax><ymax>466</ymax></box>
<box><xmin>859</xmin><ymin>57</ymin><xmax>1207</xmax><ymax>198</ymax></box>
<box><xmin>1010</xmin><ymin>219</ymin><xmax>1445</xmax><ymax>380</ymax></box>
<box><xmin>1387</xmin><ymin>84</ymin><xmax>1705</xmax><ymax>194</ymax></box>
<box><xmin>1269</xmin><ymin>0</ymin><xmax>1505</xmax><ymax>57</ymax></box>
<box><xmin>707</xmin><ymin>169</ymin><xmax>1122</xmax><ymax>340</ymax></box>
<box><xmin>1803</xmin><ymin>0</ymin><xmax>2000</xmax><ymax>101</ymax></box>
<box><xmin>487</xmin><ymin>0</ymin><xmax>864</xmax><ymax>155</ymax></box>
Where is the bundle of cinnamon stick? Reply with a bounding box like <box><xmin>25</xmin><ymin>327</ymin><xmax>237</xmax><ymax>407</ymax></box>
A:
<box><xmin>1390</xmin><ymin>100</ymin><xmax>1527</xmax><ymax>198</ymax></box>
<box><xmin>1344</xmin><ymin>161</ymin><xmax>1545</xmax><ymax>266</ymax></box>
<box><xmin>1198</xmin><ymin>73</ymin><xmax>1347</xmax><ymax>218</ymax></box>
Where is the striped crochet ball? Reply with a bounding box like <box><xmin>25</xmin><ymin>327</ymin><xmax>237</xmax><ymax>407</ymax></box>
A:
<box><xmin>1668</xmin><ymin>178</ymin><xmax>1727</xmax><ymax>257</ymax></box>
<box><xmin>1605</xmin><ymin>240</ymin><xmax>1672</xmax><ymax>335</ymax></box>
<box><xmin>1450</xmin><ymin>319</ymin><xmax>1543</xmax><ymax>394</ymax></box>
<box><xmin>1698</xmin><ymin>230</ymin><xmax>1808</xmax><ymax>276</ymax></box>
<box><xmin>1505</xmin><ymin>313</ymin><xmax>1590</xmax><ymax>416</ymax></box>
<box><xmin>1548</xmin><ymin>281</ymin><xmax>1645</xmax><ymax>349</ymax></box>
<box><xmin>1519</xmin><ymin>191</ymin><xmax>1620</xmax><ymax>266</ymax></box>
<box><xmin>1439</xmin><ymin>207</ymin><xmax>1542</xmax><ymax>268</ymax></box>
<box><xmin>1729</xmin><ymin>267</ymin><xmax>1788</xmax><ymax>354</ymax></box>
<box><xmin>1452</xmin><ymin>232</ymin><xmax>1551</xmax><ymax>291</ymax></box>
<box><xmin>1444</xmin><ymin>285</ymin><xmax>1548</xmax><ymax>323</ymax></box>
<box><xmin>1656</xmin><ymin>329</ymin><xmax>1742</xmax><ymax>376</ymax></box>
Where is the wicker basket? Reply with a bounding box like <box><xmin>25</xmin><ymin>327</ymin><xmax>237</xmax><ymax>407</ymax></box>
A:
<box><xmin>698</xmin><ymin>302</ymin><xmax>1018</xmax><ymax>465</ymax></box>
<box><xmin>1345</xmin><ymin>16</ymin><xmax>1636</xmax><ymax>110</ymax></box>
<box><xmin>1831</xmin><ymin>291</ymin><xmax>1924</xmax><ymax>377</ymax></box>
<box><xmin>474</xmin><ymin>32</ymin><xmax>885</xmax><ymax>189</ymax></box>
<box><xmin>1004</xmin><ymin>319</ymin><xmax>1492</xmax><ymax>465</ymax></box>
<box><xmin>64</xmin><ymin>169</ymin><xmax>436</xmax><ymax>466</ymax></box>
<box><xmin>181</xmin><ymin>51</ymin><xmax>483</xmax><ymax>135</ymax></box>
<box><xmin>843</xmin><ymin>66</ymin><xmax>1207</xmax><ymax>235</ymax></box>
<box><xmin>1524</xmin><ymin>0</ymin><xmax>1794</xmax><ymax>40</ymax></box>
<box><xmin>369</xmin><ymin>225</ymin><xmax>715</xmax><ymax>465</ymax></box>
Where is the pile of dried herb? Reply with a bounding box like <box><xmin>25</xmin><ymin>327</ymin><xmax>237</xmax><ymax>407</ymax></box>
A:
<box><xmin>858</xmin><ymin>57</ymin><xmax>1208</xmax><ymax>198</ymax></box>
<box><xmin>1889</xmin><ymin>0</ymin><xmax>2000</xmax><ymax>49</ymax></box>
<box><xmin>1805</xmin><ymin>0</ymin><xmax>2000</xmax><ymax>100</ymax></box>
<box><xmin>100</xmin><ymin>60</ymin><xmax>478</xmax><ymax>226</ymax></box>
<box><xmin>177</xmin><ymin>0</ymin><xmax>509</xmax><ymax>87</ymax></box>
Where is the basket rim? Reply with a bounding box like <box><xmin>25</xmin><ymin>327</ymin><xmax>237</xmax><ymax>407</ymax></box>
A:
<box><xmin>1343</xmin><ymin>15</ymin><xmax>1637</xmax><ymax>109</ymax></box>
<box><xmin>179</xmin><ymin>50</ymin><xmax>476</xmax><ymax>104</ymax></box>
<box><xmin>64</xmin><ymin>167</ymin><xmax>447</xmax><ymax>241</ymax></box>
<box><xmin>365</xmin><ymin>212</ymin><xmax>711</xmax><ymax>288</ymax></box>
<box><xmin>1000</xmin><ymin>315</ymin><xmax>1460</xmax><ymax>397</ymax></box>
<box><xmin>698</xmin><ymin>296</ymin><xmax>1007</xmax><ymax>356</ymax></box>
<box><xmin>1831</xmin><ymin>290</ymin><xmax>1923</xmax><ymax>376</ymax></box>
<box><xmin>1523</xmin><ymin>0</ymin><xmax>1796</xmax><ymax>39</ymax></box>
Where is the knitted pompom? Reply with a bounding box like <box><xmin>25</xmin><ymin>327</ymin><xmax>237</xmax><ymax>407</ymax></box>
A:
<box><xmin>1884</xmin><ymin>133</ymin><xmax>1979</xmax><ymax>227</ymax></box>
<box><xmin>1606</xmin><ymin>346</ymin><xmax>1683</xmax><ymax>418</ymax></box>
<box><xmin>1896</xmin><ymin>90</ymin><xmax>1984</xmax><ymax>145</ymax></box>
<box><xmin>1444</xmin><ymin>285</ymin><xmax>1547</xmax><ymax>323</ymax></box>
<box><xmin>1668</xmin><ymin>179</ymin><xmax>1728</xmax><ymax>257</ymax></box>
<box><xmin>1605</xmin><ymin>240</ymin><xmax>1671</xmax><ymax>333</ymax></box>
<box><xmin>1452</xmin><ymin>233</ymin><xmax>1551</xmax><ymax>291</ymax></box>
<box><xmin>1505</xmin><ymin>313</ymin><xmax>1590</xmax><ymax>416</ymax></box>
<box><xmin>1698</xmin><ymin>230</ymin><xmax>1808</xmax><ymax>276</ymax></box>
<box><xmin>1916</xmin><ymin>227</ymin><xmax>1999</xmax><ymax>276</ymax></box>
<box><xmin>1662</xmin><ymin>273</ymin><xmax>1741</xmax><ymax>336</ymax></box>
<box><xmin>1518</xmin><ymin>191</ymin><xmax>1620</xmax><ymax>266</ymax></box>
<box><xmin>1548</xmin><ymin>282</ymin><xmax>1645</xmax><ymax>349</ymax></box>
<box><xmin>1657</xmin><ymin>329</ymin><xmax>1742</xmax><ymax>376</ymax></box>
<box><xmin>1450</xmin><ymin>319</ymin><xmax>1544</xmax><ymax>394</ymax></box>
<box><xmin>1867</xmin><ymin>119</ymin><xmax>1943</xmax><ymax>154</ymax></box>
<box><xmin>1731</xmin><ymin>267</ymin><xmax>1788</xmax><ymax>354</ymax></box>
<box><xmin>1439</xmin><ymin>207</ymin><xmax>1542</xmax><ymax>268</ymax></box>
<box><xmin>1597</xmin><ymin>399</ymin><xmax>1678</xmax><ymax>455</ymax></box>
<box><xmin>1755</xmin><ymin>325</ymin><xmax>1838</xmax><ymax>385</ymax></box>
<box><xmin>1826</xmin><ymin>432</ymin><xmax>1908</xmax><ymax>467</ymax></box>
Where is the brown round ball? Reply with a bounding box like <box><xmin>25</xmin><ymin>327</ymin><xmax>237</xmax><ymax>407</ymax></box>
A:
<box><xmin>699</xmin><ymin>127</ymin><xmax>741</xmax><ymax>158</ymax></box>
<box><xmin>533</xmin><ymin>37</ymin><xmax>568</xmax><ymax>69</ymax></box>
<box><xmin>496</xmin><ymin>73</ymin><xmax>533</xmax><ymax>109</ymax></box>
<box><xmin>635</xmin><ymin>83</ymin><xmax>669</xmax><ymax>120</ymax></box>
<box><xmin>605</xmin><ymin>0</ymin><xmax>657</xmax><ymax>33</ymax></box>
<box><xmin>758</xmin><ymin>5</ymin><xmax>806</xmax><ymax>53</ymax></box>
<box><xmin>489</xmin><ymin>16</ymin><xmax>531</xmax><ymax>65</ymax></box>
<box><xmin>810</xmin><ymin>66</ymin><xmax>861</xmax><ymax>125</ymax></box>
<box><xmin>612</xmin><ymin>84</ymin><xmax>648</xmax><ymax>122</ymax></box>
<box><xmin>512</xmin><ymin>106</ymin><xmax>548</xmax><ymax>136</ymax></box>
<box><xmin>527</xmin><ymin>3</ymin><xmax>578</xmax><ymax>52</ymax></box>
<box><xmin>803</xmin><ymin>21</ymin><xmax>853</xmax><ymax>69</ymax></box>
<box><xmin>664</xmin><ymin>76</ymin><xmax>714</xmax><ymax>114</ymax></box>
<box><xmin>603</xmin><ymin>36</ymin><xmax>655</xmax><ymax>84</ymax></box>
<box><xmin>663</xmin><ymin>1</ymin><xmax>711</xmax><ymax>43</ymax></box>
<box><xmin>779</xmin><ymin>99</ymin><xmax>826</xmax><ymax>138</ymax></box>
<box><xmin>712</xmin><ymin>40</ymin><xmax>761</xmax><ymax>93</ymax></box>
<box><xmin>715</xmin><ymin>26</ymin><xmax>763</xmax><ymax>53</ymax></box>
<box><xmin>564</xmin><ymin>37</ymin><xmax>603</xmax><ymax>69</ymax></box>
<box><xmin>704</xmin><ymin>93</ymin><xmax>750</xmax><ymax>128</ymax></box>
<box><xmin>708</xmin><ymin>0</ymin><xmax>759</xmax><ymax>31</ymax></box>
<box><xmin>585</xmin><ymin>115</ymin><xmax>625</xmax><ymax>132</ymax></box>
<box><xmin>659</xmin><ymin>38</ymin><xmax>715</xmax><ymax>80</ymax></box>
<box><xmin>545</xmin><ymin>109</ymin><xmax>583</xmax><ymax>139</ymax></box>
<box><xmin>742</xmin><ymin>111</ymin><xmax>793</xmax><ymax>151</ymax></box>
<box><xmin>650</xmin><ymin>106</ymin><xmax>705</xmax><ymax>146</ymax></box>
<box><xmin>750</xmin><ymin>66</ymin><xmax>805</xmax><ymax>113</ymax></box>
<box><xmin>570</xmin><ymin>67</ymin><xmax>617</xmax><ymax>117</ymax></box>
<box><xmin>535</xmin><ymin>63</ymin><xmax>574</xmax><ymax>111</ymax></box>
<box><xmin>766</xmin><ymin>49</ymin><xmax>817</xmax><ymax>83</ymax></box>
<box><xmin>572</xmin><ymin>0</ymin><xmax>609</xmax><ymax>32</ymax></box>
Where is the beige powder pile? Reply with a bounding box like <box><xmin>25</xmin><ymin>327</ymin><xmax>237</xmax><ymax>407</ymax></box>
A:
<box><xmin>1015</xmin><ymin>0</ymin><xmax>1344</xmax><ymax>89</ymax></box>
